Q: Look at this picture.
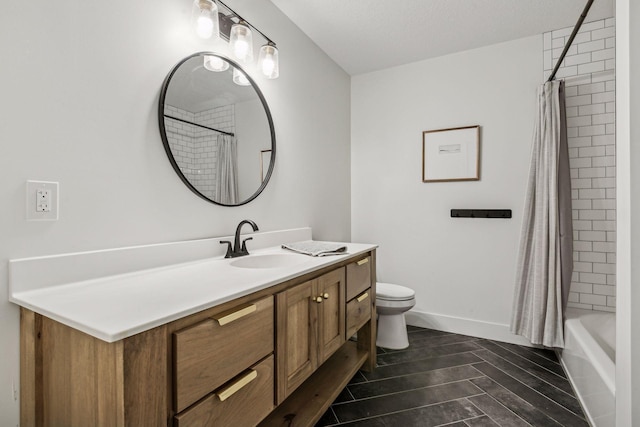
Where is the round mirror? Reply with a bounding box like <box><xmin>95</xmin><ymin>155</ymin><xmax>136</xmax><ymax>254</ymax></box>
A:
<box><xmin>158</xmin><ymin>53</ymin><xmax>275</xmax><ymax>206</ymax></box>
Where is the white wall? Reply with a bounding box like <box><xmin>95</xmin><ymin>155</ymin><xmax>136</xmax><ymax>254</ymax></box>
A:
<box><xmin>0</xmin><ymin>0</ymin><xmax>351</xmax><ymax>424</ymax></box>
<box><xmin>615</xmin><ymin>0</ymin><xmax>639</xmax><ymax>424</ymax></box>
<box><xmin>351</xmin><ymin>36</ymin><xmax>541</xmax><ymax>343</ymax></box>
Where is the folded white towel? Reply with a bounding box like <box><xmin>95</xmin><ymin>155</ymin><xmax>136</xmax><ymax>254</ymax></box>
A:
<box><xmin>282</xmin><ymin>241</ymin><xmax>348</xmax><ymax>257</ymax></box>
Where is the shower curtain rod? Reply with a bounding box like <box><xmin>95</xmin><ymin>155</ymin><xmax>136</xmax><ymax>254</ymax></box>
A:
<box><xmin>547</xmin><ymin>0</ymin><xmax>595</xmax><ymax>82</ymax></box>
<box><xmin>164</xmin><ymin>114</ymin><xmax>235</xmax><ymax>137</ymax></box>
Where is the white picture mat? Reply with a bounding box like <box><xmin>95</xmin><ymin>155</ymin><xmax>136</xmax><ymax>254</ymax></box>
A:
<box><xmin>423</xmin><ymin>127</ymin><xmax>479</xmax><ymax>181</ymax></box>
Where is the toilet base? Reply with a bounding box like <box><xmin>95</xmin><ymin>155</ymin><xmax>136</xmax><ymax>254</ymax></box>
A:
<box><xmin>376</xmin><ymin>313</ymin><xmax>409</xmax><ymax>349</ymax></box>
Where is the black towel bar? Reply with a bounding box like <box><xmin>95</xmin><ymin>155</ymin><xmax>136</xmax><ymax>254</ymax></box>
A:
<box><xmin>451</xmin><ymin>209</ymin><xmax>512</xmax><ymax>219</ymax></box>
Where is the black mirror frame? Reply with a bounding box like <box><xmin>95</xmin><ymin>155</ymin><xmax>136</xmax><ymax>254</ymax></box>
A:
<box><xmin>158</xmin><ymin>52</ymin><xmax>276</xmax><ymax>207</ymax></box>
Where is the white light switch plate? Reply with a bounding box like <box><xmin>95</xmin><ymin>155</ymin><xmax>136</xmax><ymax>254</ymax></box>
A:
<box><xmin>26</xmin><ymin>180</ymin><xmax>59</xmax><ymax>221</ymax></box>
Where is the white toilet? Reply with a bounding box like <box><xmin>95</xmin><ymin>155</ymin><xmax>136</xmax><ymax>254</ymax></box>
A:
<box><xmin>375</xmin><ymin>282</ymin><xmax>416</xmax><ymax>349</ymax></box>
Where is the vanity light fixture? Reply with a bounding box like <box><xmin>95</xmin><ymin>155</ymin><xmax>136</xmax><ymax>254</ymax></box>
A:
<box><xmin>192</xmin><ymin>0</ymin><xmax>220</xmax><ymax>40</ymax></box>
<box><xmin>203</xmin><ymin>54</ymin><xmax>229</xmax><ymax>71</ymax></box>
<box><xmin>258</xmin><ymin>42</ymin><xmax>279</xmax><ymax>79</ymax></box>
<box><xmin>229</xmin><ymin>20</ymin><xmax>254</xmax><ymax>63</ymax></box>
<box><xmin>193</xmin><ymin>0</ymin><xmax>280</xmax><ymax>81</ymax></box>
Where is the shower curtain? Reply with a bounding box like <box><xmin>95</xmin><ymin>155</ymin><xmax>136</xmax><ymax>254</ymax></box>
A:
<box><xmin>511</xmin><ymin>80</ymin><xmax>573</xmax><ymax>348</ymax></box>
<box><xmin>215</xmin><ymin>134</ymin><xmax>239</xmax><ymax>205</ymax></box>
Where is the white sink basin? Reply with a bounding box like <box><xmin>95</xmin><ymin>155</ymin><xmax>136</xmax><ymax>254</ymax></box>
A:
<box><xmin>230</xmin><ymin>253</ymin><xmax>309</xmax><ymax>269</ymax></box>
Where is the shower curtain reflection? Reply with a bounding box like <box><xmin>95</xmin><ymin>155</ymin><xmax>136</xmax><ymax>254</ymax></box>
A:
<box><xmin>216</xmin><ymin>134</ymin><xmax>239</xmax><ymax>205</ymax></box>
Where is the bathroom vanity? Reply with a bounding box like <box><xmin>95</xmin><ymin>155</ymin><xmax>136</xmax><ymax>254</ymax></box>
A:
<box><xmin>12</xmin><ymin>229</ymin><xmax>376</xmax><ymax>427</ymax></box>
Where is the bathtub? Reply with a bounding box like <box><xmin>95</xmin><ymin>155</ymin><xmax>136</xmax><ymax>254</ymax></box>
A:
<box><xmin>559</xmin><ymin>308</ymin><xmax>616</xmax><ymax>427</ymax></box>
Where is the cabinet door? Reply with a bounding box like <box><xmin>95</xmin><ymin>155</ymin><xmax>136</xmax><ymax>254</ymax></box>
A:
<box><xmin>317</xmin><ymin>268</ymin><xmax>346</xmax><ymax>364</ymax></box>
<box><xmin>276</xmin><ymin>280</ymin><xmax>318</xmax><ymax>403</ymax></box>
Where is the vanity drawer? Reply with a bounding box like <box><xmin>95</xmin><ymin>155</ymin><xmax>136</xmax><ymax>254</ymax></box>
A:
<box><xmin>346</xmin><ymin>289</ymin><xmax>372</xmax><ymax>338</ymax></box>
<box><xmin>174</xmin><ymin>355</ymin><xmax>275</xmax><ymax>427</ymax></box>
<box><xmin>346</xmin><ymin>256</ymin><xmax>372</xmax><ymax>301</ymax></box>
<box><xmin>173</xmin><ymin>296</ymin><xmax>274</xmax><ymax>413</ymax></box>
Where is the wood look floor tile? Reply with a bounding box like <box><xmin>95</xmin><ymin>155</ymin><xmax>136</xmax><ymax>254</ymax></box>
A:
<box><xmin>363</xmin><ymin>352</ymin><xmax>483</xmax><ymax>381</ymax></box>
<box><xmin>476</xmin><ymin>341</ymin><xmax>573</xmax><ymax>394</ymax></box>
<box><xmin>347</xmin><ymin>371</ymin><xmax>367</xmax><ymax>385</ymax></box>
<box><xmin>497</xmin><ymin>340</ymin><xmax>560</xmax><ymax>363</ymax></box>
<box><xmin>469</xmin><ymin>376</ymin><xmax>563</xmax><ymax>427</ymax></box>
<box><xmin>471</xmin><ymin>363</ymin><xmax>588</xmax><ymax>426</ymax></box>
<box><xmin>314</xmin><ymin>407</ymin><xmax>338</xmax><ymax>427</ymax></box>
<box><xmin>332</xmin><ymin>380</ymin><xmax>482</xmax><ymax>423</ymax></box>
<box><xmin>480</xmin><ymin>340</ymin><xmax>566</xmax><ymax>378</ymax></box>
<box><xmin>467</xmin><ymin>394</ymin><xmax>531</xmax><ymax>427</ymax></box>
<box><xmin>321</xmin><ymin>326</ymin><xmax>587</xmax><ymax>426</ymax></box>
<box><xmin>377</xmin><ymin>341</ymin><xmax>482</xmax><ymax>366</ymax></box>
<box><xmin>333</xmin><ymin>387</ymin><xmax>354</xmax><ymax>403</ymax></box>
<box><xmin>473</xmin><ymin>349</ymin><xmax>582</xmax><ymax>415</ymax></box>
<box><xmin>384</xmin><ymin>332</ymin><xmax>478</xmax><ymax>353</ymax></box>
<box><xmin>349</xmin><ymin>365</ymin><xmax>484</xmax><ymax>399</ymax></box>
<box><xmin>334</xmin><ymin>399</ymin><xmax>483</xmax><ymax>427</ymax></box>
<box><xmin>464</xmin><ymin>415</ymin><xmax>501</xmax><ymax>426</ymax></box>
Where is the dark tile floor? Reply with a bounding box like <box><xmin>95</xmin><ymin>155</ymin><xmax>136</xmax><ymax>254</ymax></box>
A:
<box><xmin>316</xmin><ymin>326</ymin><xmax>588</xmax><ymax>427</ymax></box>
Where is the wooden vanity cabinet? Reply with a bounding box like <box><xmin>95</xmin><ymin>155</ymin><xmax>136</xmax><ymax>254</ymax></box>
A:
<box><xmin>174</xmin><ymin>355</ymin><xmax>275</xmax><ymax>427</ymax></box>
<box><xmin>346</xmin><ymin>256</ymin><xmax>372</xmax><ymax>301</ymax></box>
<box><xmin>345</xmin><ymin>256</ymin><xmax>375</xmax><ymax>339</ymax></box>
<box><xmin>20</xmin><ymin>250</ymin><xmax>377</xmax><ymax>427</ymax></box>
<box><xmin>276</xmin><ymin>268</ymin><xmax>345</xmax><ymax>403</ymax></box>
<box><xmin>172</xmin><ymin>296</ymin><xmax>274</xmax><ymax>414</ymax></box>
<box><xmin>317</xmin><ymin>268</ymin><xmax>347</xmax><ymax>362</ymax></box>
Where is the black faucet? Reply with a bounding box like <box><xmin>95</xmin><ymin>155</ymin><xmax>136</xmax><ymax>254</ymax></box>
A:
<box><xmin>220</xmin><ymin>219</ymin><xmax>259</xmax><ymax>258</ymax></box>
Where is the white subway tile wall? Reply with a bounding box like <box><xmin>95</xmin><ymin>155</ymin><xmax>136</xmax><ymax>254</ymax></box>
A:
<box><xmin>544</xmin><ymin>17</ymin><xmax>616</xmax><ymax>312</ymax></box>
<box><xmin>163</xmin><ymin>104</ymin><xmax>235</xmax><ymax>200</ymax></box>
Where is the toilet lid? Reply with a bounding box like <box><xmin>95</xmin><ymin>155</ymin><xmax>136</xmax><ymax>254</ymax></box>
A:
<box><xmin>376</xmin><ymin>282</ymin><xmax>415</xmax><ymax>301</ymax></box>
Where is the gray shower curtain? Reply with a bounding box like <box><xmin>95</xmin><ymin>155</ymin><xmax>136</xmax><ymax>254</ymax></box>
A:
<box><xmin>510</xmin><ymin>80</ymin><xmax>573</xmax><ymax>348</ymax></box>
<box><xmin>215</xmin><ymin>134</ymin><xmax>239</xmax><ymax>205</ymax></box>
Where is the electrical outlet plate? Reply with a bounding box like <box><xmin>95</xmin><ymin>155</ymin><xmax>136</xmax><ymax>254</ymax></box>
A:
<box><xmin>26</xmin><ymin>180</ymin><xmax>59</xmax><ymax>221</ymax></box>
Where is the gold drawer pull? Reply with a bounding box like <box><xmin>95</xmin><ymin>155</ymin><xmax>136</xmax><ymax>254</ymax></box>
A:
<box><xmin>213</xmin><ymin>304</ymin><xmax>256</xmax><ymax>326</ymax></box>
<box><xmin>315</xmin><ymin>296</ymin><xmax>323</xmax><ymax>303</ymax></box>
<box><xmin>356</xmin><ymin>292</ymin><xmax>369</xmax><ymax>303</ymax></box>
<box><xmin>216</xmin><ymin>370</ymin><xmax>257</xmax><ymax>402</ymax></box>
<box><xmin>356</xmin><ymin>258</ymin><xmax>369</xmax><ymax>266</ymax></box>
<box><xmin>323</xmin><ymin>293</ymin><xmax>329</xmax><ymax>299</ymax></box>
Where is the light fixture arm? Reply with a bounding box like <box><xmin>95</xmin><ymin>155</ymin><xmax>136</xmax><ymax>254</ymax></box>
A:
<box><xmin>218</xmin><ymin>0</ymin><xmax>276</xmax><ymax>46</ymax></box>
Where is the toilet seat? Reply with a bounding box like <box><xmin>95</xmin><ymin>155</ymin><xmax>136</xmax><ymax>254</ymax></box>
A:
<box><xmin>377</xmin><ymin>282</ymin><xmax>415</xmax><ymax>301</ymax></box>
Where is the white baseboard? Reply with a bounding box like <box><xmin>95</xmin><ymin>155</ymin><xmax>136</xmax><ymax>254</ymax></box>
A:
<box><xmin>405</xmin><ymin>309</ymin><xmax>536</xmax><ymax>347</ymax></box>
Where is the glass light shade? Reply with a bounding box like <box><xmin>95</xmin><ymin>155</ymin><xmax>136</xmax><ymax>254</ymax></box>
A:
<box><xmin>203</xmin><ymin>55</ymin><xmax>229</xmax><ymax>72</ymax></box>
<box><xmin>192</xmin><ymin>0</ymin><xmax>219</xmax><ymax>40</ymax></box>
<box><xmin>258</xmin><ymin>43</ymin><xmax>279</xmax><ymax>79</ymax></box>
<box><xmin>232</xmin><ymin>68</ymin><xmax>251</xmax><ymax>86</ymax></box>
<box><xmin>229</xmin><ymin>21</ymin><xmax>253</xmax><ymax>63</ymax></box>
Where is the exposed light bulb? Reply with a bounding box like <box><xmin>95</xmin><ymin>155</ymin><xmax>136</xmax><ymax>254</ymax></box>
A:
<box><xmin>262</xmin><ymin>58</ymin><xmax>274</xmax><ymax>75</ymax></box>
<box><xmin>203</xmin><ymin>55</ymin><xmax>229</xmax><ymax>72</ymax></box>
<box><xmin>192</xmin><ymin>0</ymin><xmax>220</xmax><ymax>40</ymax></box>
<box><xmin>234</xmin><ymin>40</ymin><xmax>250</xmax><ymax>60</ymax></box>
<box><xmin>196</xmin><ymin>15</ymin><xmax>214</xmax><ymax>39</ymax></box>
<box><xmin>232</xmin><ymin>68</ymin><xmax>251</xmax><ymax>86</ymax></box>
<box><xmin>229</xmin><ymin>21</ymin><xmax>253</xmax><ymax>63</ymax></box>
<box><xmin>258</xmin><ymin>43</ymin><xmax>279</xmax><ymax>79</ymax></box>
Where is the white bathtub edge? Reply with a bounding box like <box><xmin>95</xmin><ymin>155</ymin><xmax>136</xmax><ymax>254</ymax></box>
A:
<box><xmin>565</xmin><ymin>317</ymin><xmax>616</xmax><ymax>396</ymax></box>
<box><xmin>560</xmin><ymin>309</ymin><xmax>616</xmax><ymax>427</ymax></box>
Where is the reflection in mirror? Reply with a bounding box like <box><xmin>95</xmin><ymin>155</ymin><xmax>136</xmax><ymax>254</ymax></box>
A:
<box><xmin>159</xmin><ymin>53</ymin><xmax>275</xmax><ymax>206</ymax></box>
<box><xmin>260</xmin><ymin>149</ymin><xmax>272</xmax><ymax>182</ymax></box>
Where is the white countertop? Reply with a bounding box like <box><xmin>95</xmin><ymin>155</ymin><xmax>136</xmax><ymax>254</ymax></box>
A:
<box><xmin>10</xmin><ymin>242</ymin><xmax>376</xmax><ymax>342</ymax></box>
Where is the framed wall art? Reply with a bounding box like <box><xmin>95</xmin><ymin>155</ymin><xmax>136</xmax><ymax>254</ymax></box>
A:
<box><xmin>422</xmin><ymin>125</ymin><xmax>480</xmax><ymax>182</ymax></box>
